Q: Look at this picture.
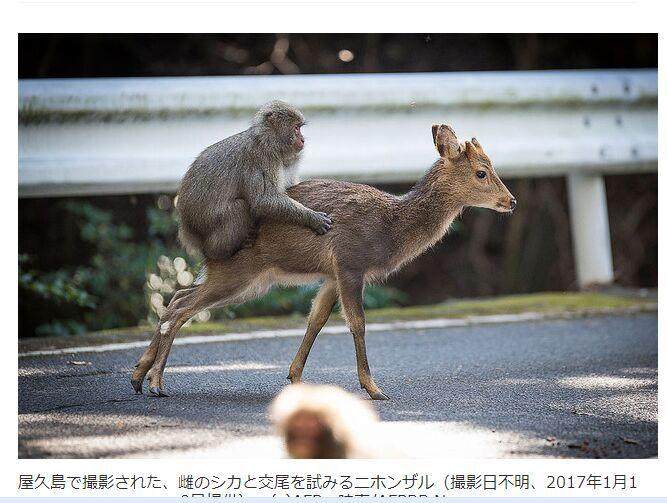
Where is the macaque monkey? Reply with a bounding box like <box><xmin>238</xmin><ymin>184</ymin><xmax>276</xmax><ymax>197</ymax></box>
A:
<box><xmin>177</xmin><ymin>100</ymin><xmax>332</xmax><ymax>261</ymax></box>
<box><xmin>270</xmin><ymin>384</ymin><xmax>379</xmax><ymax>458</ymax></box>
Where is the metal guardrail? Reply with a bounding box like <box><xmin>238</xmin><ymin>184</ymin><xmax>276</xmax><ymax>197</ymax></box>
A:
<box><xmin>18</xmin><ymin>69</ymin><xmax>657</xmax><ymax>287</ymax></box>
<box><xmin>19</xmin><ymin>69</ymin><xmax>658</xmax><ymax>114</ymax></box>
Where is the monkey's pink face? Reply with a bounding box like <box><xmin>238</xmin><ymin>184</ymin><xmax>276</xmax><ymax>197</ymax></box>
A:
<box><xmin>293</xmin><ymin>124</ymin><xmax>305</xmax><ymax>151</ymax></box>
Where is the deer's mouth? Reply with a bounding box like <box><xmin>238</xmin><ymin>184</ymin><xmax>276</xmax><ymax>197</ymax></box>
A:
<box><xmin>496</xmin><ymin>197</ymin><xmax>517</xmax><ymax>213</ymax></box>
<box><xmin>496</xmin><ymin>204</ymin><xmax>514</xmax><ymax>213</ymax></box>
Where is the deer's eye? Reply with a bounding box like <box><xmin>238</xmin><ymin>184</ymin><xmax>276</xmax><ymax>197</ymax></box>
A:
<box><xmin>476</xmin><ymin>170</ymin><xmax>487</xmax><ymax>180</ymax></box>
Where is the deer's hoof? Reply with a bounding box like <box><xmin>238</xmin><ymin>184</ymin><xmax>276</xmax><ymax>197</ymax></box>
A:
<box><xmin>369</xmin><ymin>391</ymin><xmax>390</xmax><ymax>401</ymax></box>
<box><xmin>130</xmin><ymin>378</ymin><xmax>143</xmax><ymax>394</ymax></box>
<box><xmin>149</xmin><ymin>386</ymin><xmax>169</xmax><ymax>397</ymax></box>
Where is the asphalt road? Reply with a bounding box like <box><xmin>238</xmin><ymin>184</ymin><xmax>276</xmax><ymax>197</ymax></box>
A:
<box><xmin>19</xmin><ymin>313</ymin><xmax>657</xmax><ymax>459</ymax></box>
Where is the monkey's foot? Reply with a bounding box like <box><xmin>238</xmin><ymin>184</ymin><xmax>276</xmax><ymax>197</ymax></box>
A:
<box><xmin>241</xmin><ymin>235</ymin><xmax>257</xmax><ymax>250</ymax></box>
<box><xmin>240</xmin><ymin>225</ymin><xmax>258</xmax><ymax>250</ymax></box>
<box><xmin>130</xmin><ymin>378</ymin><xmax>143</xmax><ymax>394</ymax></box>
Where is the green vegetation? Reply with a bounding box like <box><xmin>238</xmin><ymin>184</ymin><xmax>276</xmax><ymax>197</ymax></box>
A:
<box><xmin>19</xmin><ymin>291</ymin><xmax>655</xmax><ymax>353</ymax></box>
<box><xmin>181</xmin><ymin>291</ymin><xmax>656</xmax><ymax>329</ymax></box>
<box><xmin>19</xmin><ymin>199</ymin><xmax>403</xmax><ymax>337</ymax></box>
<box><xmin>20</xmin><ymin>201</ymin><xmax>191</xmax><ymax>336</ymax></box>
<box><xmin>18</xmin><ymin>200</ymin><xmax>655</xmax><ymax>342</ymax></box>
<box><xmin>362</xmin><ymin>291</ymin><xmax>653</xmax><ymax>322</ymax></box>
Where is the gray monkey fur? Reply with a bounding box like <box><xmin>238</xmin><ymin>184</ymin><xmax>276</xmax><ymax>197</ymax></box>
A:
<box><xmin>177</xmin><ymin>101</ymin><xmax>332</xmax><ymax>261</ymax></box>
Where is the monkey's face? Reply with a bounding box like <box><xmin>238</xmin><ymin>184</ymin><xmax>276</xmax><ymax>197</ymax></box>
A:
<box><xmin>259</xmin><ymin>101</ymin><xmax>307</xmax><ymax>154</ymax></box>
<box><xmin>284</xmin><ymin>410</ymin><xmax>344</xmax><ymax>458</ymax></box>
<box><xmin>262</xmin><ymin>102</ymin><xmax>306</xmax><ymax>155</ymax></box>
<box><xmin>292</xmin><ymin>121</ymin><xmax>305</xmax><ymax>151</ymax></box>
<box><xmin>274</xmin><ymin>117</ymin><xmax>304</xmax><ymax>153</ymax></box>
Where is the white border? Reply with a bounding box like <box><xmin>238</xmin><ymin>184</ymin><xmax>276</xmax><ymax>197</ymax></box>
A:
<box><xmin>10</xmin><ymin>1</ymin><xmax>666</xmax><ymax>33</ymax></box>
<box><xmin>5</xmin><ymin>1</ymin><xmax>665</xmax><ymax>498</ymax></box>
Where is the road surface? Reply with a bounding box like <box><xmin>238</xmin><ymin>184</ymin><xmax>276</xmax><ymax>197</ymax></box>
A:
<box><xmin>19</xmin><ymin>313</ymin><xmax>657</xmax><ymax>458</ymax></box>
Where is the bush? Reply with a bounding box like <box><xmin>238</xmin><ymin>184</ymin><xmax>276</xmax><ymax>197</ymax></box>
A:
<box><xmin>19</xmin><ymin>198</ymin><xmax>405</xmax><ymax>337</ymax></box>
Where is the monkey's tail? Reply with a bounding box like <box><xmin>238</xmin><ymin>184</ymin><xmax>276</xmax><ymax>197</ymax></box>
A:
<box><xmin>177</xmin><ymin>222</ymin><xmax>204</xmax><ymax>259</ymax></box>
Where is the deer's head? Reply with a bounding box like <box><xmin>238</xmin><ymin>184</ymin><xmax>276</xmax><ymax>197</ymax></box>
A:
<box><xmin>432</xmin><ymin>124</ymin><xmax>516</xmax><ymax>213</ymax></box>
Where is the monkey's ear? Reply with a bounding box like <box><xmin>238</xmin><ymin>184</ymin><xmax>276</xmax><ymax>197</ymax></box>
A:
<box><xmin>261</xmin><ymin>110</ymin><xmax>279</xmax><ymax>128</ymax></box>
<box><xmin>433</xmin><ymin>124</ymin><xmax>461</xmax><ymax>159</ymax></box>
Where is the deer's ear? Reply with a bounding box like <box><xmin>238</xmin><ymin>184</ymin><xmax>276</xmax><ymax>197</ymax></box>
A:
<box><xmin>464</xmin><ymin>140</ymin><xmax>477</xmax><ymax>157</ymax></box>
<box><xmin>471</xmin><ymin>137</ymin><xmax>485</xmax><ymax>154</ymax></box>
<box><xmin>433</xmin><ymin>124</ymin><xmax>461</xmax><ymax>159</ymax></box>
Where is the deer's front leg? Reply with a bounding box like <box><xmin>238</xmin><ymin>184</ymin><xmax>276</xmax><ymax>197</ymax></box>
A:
<box><xmin>288</xmin><ymin>280</ymin><xmax>338</xmax><ymax>383</ymax></box>
<box><xmin>337</xmin><ymin>271</ymin><xmax>389</xmax><ymax>400</ymax></box>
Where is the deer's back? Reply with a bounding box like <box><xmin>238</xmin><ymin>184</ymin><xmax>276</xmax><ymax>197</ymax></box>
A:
<box><xmin>254</xmin><ymin>179</ymin><xmax>399</xmax><ymax>275</ymax></box>
<box><xmin>289</xmin><ymin>179</ymin><xmax>395</xmax><ymax>217</ymax></box>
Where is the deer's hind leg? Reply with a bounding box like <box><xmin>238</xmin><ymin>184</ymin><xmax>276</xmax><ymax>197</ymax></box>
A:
<box><xmin>130</xmin><ymin>286</ymin><xmax>200</xmax><ymax>394</ymax></box>
<box><xmin>131</xmin><ymin>325</ymin><xmax>162</xmax><ymax>394</ymax></box>
<box><xmin>143</xmin><ymin>264</ymin><xmax>260</xmax><ymax>397</ymax></box>
<box><xmin>144</xmin><ymin>288</ymin><xmax>218</xmax><ymax>397</ymax></box>
<box><xmin>337</xmin><ymin>270</ymin><xmax>388</xmax><ymax>400</ymax></box>
<box><xmin>288</xmin><ymin>280</ymin><xmax>338</xmax><ymax>384</ymax></box>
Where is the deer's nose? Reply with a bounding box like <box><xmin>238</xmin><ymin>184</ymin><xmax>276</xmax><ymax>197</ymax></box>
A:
<box><xmin>509</xmin><ymin>198</ymin><xmax>517</xmax><ymax>211</ymax></box>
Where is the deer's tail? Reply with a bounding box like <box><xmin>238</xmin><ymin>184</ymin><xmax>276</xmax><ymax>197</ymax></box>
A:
<box><xmin>194</xmin><ymin>263</ymin><xmax>208</xmax><ymax>286</ymax></box>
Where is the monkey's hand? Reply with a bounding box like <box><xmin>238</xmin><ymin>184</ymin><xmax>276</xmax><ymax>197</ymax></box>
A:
<box><xmin>308</xmin><ymin>211</ymin><xmax>333</xmax><ymax>235</ymax></box>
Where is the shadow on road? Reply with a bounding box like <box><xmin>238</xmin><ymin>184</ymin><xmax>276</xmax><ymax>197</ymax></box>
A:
<box><xmin>18</xmin><ymin>314</ymin><xmax>657</xmax><ymax>458</ymax></box>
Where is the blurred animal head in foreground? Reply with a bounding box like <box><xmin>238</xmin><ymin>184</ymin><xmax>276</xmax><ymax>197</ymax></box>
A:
<box><xmin>270</xmin><ymin>384</ymin><xmax>378</xmax><ymax>459</ymax></box>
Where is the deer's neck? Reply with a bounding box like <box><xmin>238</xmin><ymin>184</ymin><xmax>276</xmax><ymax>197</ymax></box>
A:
<box><xmin>393</xmin><ymin>162</ymin><xmax>463</xmax><ymax>263</ymax></box>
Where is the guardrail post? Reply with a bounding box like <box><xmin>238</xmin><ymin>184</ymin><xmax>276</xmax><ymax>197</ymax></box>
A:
<box><xmin>566</xmin><ymin>173</ymin><xmax>614</xmax><ymax>288</ymax></box>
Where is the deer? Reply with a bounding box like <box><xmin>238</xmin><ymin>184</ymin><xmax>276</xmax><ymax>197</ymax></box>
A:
<box><xmin>130</xmin><ymin>124</ymin><xmax>516</xmax><ymax>400</ymax></box>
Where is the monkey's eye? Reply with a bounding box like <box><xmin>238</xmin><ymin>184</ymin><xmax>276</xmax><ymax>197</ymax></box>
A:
<box><xmin>476</xmin><ymin>170</ymin><xmax>487</xmax><ymax>180</ymax></box>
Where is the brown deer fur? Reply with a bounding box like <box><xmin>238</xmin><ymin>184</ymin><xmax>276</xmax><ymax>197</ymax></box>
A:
<box><xmin>131</xmin><ymin>124</ymin><xmax>516</xmax><ymax>400</ymax></box>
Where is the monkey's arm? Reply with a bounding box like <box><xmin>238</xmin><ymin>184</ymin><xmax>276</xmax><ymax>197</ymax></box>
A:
<box><xmin>244</xmin><ymin>171</ymin><xmax>332</xmax><ymax>235</ymax></box>
<box><xmin>283</xmin><ymin>165</ymin><xmax>300</xmax><ymax>187</ymax></box>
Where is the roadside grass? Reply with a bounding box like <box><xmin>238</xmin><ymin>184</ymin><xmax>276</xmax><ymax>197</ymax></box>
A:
<box><xmin>19</xmin><ymin>291</ymin><xmax>656</xmax><ymax>353</ymax></box>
